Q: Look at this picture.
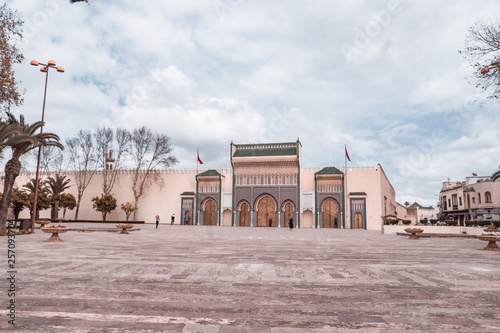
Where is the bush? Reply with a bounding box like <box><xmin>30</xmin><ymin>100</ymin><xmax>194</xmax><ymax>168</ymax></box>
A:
<box><xmin>402</xmin><ymin>220</ymin><xmax>411</xmax><ymax>225</ymax></box>
<box><xmin>445</xmin><ymin>220</ymin><xmax>457</xmax><ymax>226</ymax></box>
<box><xmin>430</xmin><ymin>219</ymin><xmax>438</xmax><ymax>225</ymax></box>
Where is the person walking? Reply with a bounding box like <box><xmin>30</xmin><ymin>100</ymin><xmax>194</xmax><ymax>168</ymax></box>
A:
<box><xmin>289</xmin><ymin>217</ymin><xmax>293</xmax><ymax>230</ymax></box>
<box><xmin>155</xmin><ymin>215</ymin><xmax>160</xmax><ymax>229</ymax></box>
<box><xmin>171</xmin><ymin>214</ymin><xmax>175</xmax><ymax>225</ymax></box>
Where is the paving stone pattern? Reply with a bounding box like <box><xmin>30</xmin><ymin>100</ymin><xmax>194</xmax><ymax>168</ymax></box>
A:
<box><xmin>2</xmin><ymin>224</ymin><xmax>500</xmax><ymax>332</ymax></box>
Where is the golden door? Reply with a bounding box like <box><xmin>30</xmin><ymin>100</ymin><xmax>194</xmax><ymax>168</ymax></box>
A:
<box><xmin>240</xmin><ymin>202</ymin><xmax>249</xmax><ymax>227</ymax></box>
<box><xmin>323</xmin><ymin>198</ymin><xmax>339</xmax><ymax>228</ymax></box>
<box><xmin>204</xmin><ymin>199</ymin><xmax>217</xmax><ymax>226</ymax></box>
<box><xmin>257</xmin><ymin>196</ymin><xmax>275</xmax><ymax>227</ymax></box>
<box><xmin>284</xmin><ymin>202</ymin><xmax>294</xmax><ymax>227</ymax></box>
<box><xmin>184</xmin><ymin>211</ymin><xmax>191</xmax><ymax>225</ymax></box>
<box><xmin>354</xmin><ymin>212</ymin><xmax>363</xmax><ymax>229</ymax></box>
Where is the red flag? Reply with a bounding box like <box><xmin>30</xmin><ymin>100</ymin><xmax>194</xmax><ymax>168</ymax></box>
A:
<box><xmin>197</xmin><ymin>151</ymin><xmax>203</xmax><ymax>164</ymax></box>
<box><xmin>472</xmin><ymin>173</ymin><xmax>477</xmax><ymax>176</ymax></box>
<box><xmin>345</xmin><ymin>145</ymin><xmax>351</xmax><ymax>162</ymax></box>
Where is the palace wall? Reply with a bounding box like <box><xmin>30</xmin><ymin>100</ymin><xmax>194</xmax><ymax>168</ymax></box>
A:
<box><xmin>3</xmin><ymin>164</ymin><xmax>395</xmax><ymax>230</ymax></box>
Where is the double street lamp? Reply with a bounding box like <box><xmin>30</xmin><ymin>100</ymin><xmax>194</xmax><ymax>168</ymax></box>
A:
<box><xmin>29</xmin><ymin>60</ymin><xmax>64</xmax><ymax>233</ymax></box>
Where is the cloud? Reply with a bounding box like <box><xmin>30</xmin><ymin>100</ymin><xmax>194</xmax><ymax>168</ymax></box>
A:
<box><xmin>4</xmin><ymin>0</ymin><xmax>500</xmax><ymax>207</ymax></box>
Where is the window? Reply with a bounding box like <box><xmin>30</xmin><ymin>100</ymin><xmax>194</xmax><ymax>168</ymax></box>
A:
<box><xmin>459</xmin><ymin>197</ymin><xmax>462</xmax><ymax>206</ymax></box>
<box><xmin>268</xmin><ymin>176</ymin><xmax>271</xmax><ymax>185</ymax></box>
<box><xmin>478</xmin><ymin>193</ymin><xmax>481</xmax><ymax>204</ymax></box>
<box><xmin>282</xmin><ymin>176</ymin><xmax>286</xmax><ymax>184</ymax></box>
<box><xmin>485</xmin><ymin>192</ymin><xmax>492</xmax><ymax>203</ymax></box>
<box><xmin>472</xmin><ymin>197</ymin><xmax>476</xmax><ymax>204</ymax></box>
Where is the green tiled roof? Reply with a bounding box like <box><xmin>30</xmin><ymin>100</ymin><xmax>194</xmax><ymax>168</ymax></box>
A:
<box><xmin>180</xmin><ymin>191</ymin><xmax>195</xmax><ymax>196</ymax></box>
<box><xmin>464</xmin><ymin>187</ymin><xmax>476</xmax><ymax>192</ymax></box>
<box><xmin>233</xmin><ymin>143</ymin><xmax>297</xmax><ymax>157</ymax></box>
<box><xmin>197</xmin><ymin>169</ymin><xmax>221</xmax><ymax>177</ymax></box>
<box><xmin>410</xmin><ymin>202</ymin><xmax>434</xmax><ymax>209</ymax></box>
<box><xmin>349</xmin><ymin>192</ymin><xmax>367</xmax><ymax>196</ymax></box>
<box><xmin>315</xmin><ymin>167</ymin><xmax>343</xmax><ymax>175</ymax></box>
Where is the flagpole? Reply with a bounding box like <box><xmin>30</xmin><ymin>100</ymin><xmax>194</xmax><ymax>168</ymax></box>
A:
<box><xmin>344</xmin><ymin>144</ymin><xmax>348</xmax><ymax>229</ymax></box>
<box><xmin>196</xmin><ymin>149</ymin><xmax>199</xmax><ymax>174</ymax></box>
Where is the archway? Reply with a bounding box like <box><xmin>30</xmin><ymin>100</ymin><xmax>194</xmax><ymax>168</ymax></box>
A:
<box><xmin>184</xmin><ymin>210</ymin><xmax>191</xmax><ymax>225</ymax></box>
<box><xmin>283</xmin><ymin>201</ymin><xmax>294</xmax><ymax>227</ymax></box>
<box><xmin>203</xmin><ymin>199</ymin><xmax>217</xmax><ymax>226</ymax></box>
<box><xmin>354</xmin><ymin>212</ymin><xmax>363</xmax><ymax>229</ymax></box>
<box><xmin>240</xmin><ymin>202</ymin><xmax>249</xmax><ymax>227</ymax></box>
<box><xmin>257</xmin><ymin>195</ymin><xmax>276</xmax><ymax>227</ymax></box>
<box><xmin>322</xmin><ymin>198</ymin><xmax>339</xmax><ymax>228</ymax></box>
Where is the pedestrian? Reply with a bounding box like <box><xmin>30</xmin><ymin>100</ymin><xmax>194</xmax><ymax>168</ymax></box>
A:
<box><xmin>155</xmin><ymin>215</ymin><xmax>160</xmax><ymax>229</ymax></box>
<box><xmin>334</xmin><ymin>217</ymin><xmax>338</xmax><ymax>228</ymax></box>
<box><xmin>269</xmin><ymin>218</ymin><xmax>272</xmax><ymax>227</ymax></box>
<box><xmin>289</xmin><ymin>217</ymin><xmax>293</xmax><ymax>230</ymax></box>
<box><xmin>171</xmin><ymin>214</ymin><xmax>175</xmax><ymax>225</ymax></box>
<box><xmin>185</xmin><ymin>215</ymin><xmax>189</xmax><ymax>225</ymax></box>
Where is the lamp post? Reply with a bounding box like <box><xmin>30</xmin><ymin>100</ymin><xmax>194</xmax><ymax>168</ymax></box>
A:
<box><xmin>29</xmin><ymin>59</ymin><xmax>64</xmax><ymax>233</ymax></box>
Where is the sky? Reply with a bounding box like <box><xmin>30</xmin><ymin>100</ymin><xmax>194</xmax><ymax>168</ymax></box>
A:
<box><xmin>5</xmin><ymin>0</ymin><xmax>500</xmax><ymax>207</ymax></box>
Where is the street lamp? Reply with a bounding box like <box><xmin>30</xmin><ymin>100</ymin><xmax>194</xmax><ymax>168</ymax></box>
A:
<box><xmin>29</xmin><ymin>59</ymin><xmax>64</xmax><ymax>233</ymax></box>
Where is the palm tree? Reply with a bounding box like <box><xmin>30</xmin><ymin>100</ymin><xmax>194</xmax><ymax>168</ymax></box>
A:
<box><xmin>0</xmin><ymin>113</ymin><xmax>63</xmax><ymax>231</ymax></box>
<box><xmin>47</xmin><ymin>174</ymin><xmax>71</xmax><ymax>219</ymax></box>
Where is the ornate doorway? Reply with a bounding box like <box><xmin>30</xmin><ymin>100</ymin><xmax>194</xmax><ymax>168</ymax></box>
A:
<box><xmin>203</xmin><ymin>199</ymin><xmax>217</xmax><ymax>226</ymax></box>
<box><xmin>184</xmin><ymin>210</ymin><xmax>191</xmax><ymax>225</ymax></box>
<box><xmin>322</xmin><ymin>198</ymin><xmax>339</xmax><ymax>228</ymax></box>
<box><xmin>354</xmin><ymin>212</ymin><xmax>363</xmax><ymax>229</ymax></box>
<box><xmin>257</xmin><ymin>195</ymin><xmax>276</xmax><ymax>227</ymax></box>
<box><xmin>284</xmin><ymin>202</ymin><xmax>294</xmax><ymax>227</ymax></box>
<box><xmin>240</xmin><ymin>202</ymin><xmax>249</xmax><ymax>227</ymax></box>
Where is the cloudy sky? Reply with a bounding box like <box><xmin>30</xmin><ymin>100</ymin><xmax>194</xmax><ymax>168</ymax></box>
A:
<box><xmin>6</xmin><ymin>0</ymin><xmax>500</xmax><ymax>206</ymax></box>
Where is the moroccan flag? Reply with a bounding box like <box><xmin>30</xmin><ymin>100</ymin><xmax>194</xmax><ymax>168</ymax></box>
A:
<box><xmin>197</xmin><ymin>150</ymin><xmax>203</xmax><ymax>164</ymax></box>
<box><xmin>345</xmin><ymin>145</ymin><xmax>351</xmax><ymax>162</ymax></box>
<box><xmin>472</xmin><ymin>173</ymin><xmax>477</xmax><ymax>176</ymax></box>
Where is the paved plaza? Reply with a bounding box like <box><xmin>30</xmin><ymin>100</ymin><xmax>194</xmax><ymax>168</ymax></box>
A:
<box><xmin>1</xmin><ymin>224</ymin><xmax>500</xmax><ymax>332</ymax></box>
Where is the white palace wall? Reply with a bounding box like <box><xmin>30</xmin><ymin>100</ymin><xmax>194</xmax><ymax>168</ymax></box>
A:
<box><xmin>5</xmin><ymin>164</ymin><xmax>395</xmax><ymax>230</ymax></box>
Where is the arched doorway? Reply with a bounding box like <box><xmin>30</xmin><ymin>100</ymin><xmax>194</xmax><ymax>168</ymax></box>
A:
<box><xmin>240</xmin><ymin>202</ymin><xmax>249</xmax><ymax>227</ymax></box>
<box><xmin>184</xmin><ymin>210</ymin><xmax>191</xmax><ymax>225</ymax></box>
<box><xmin>203</xmin><ymin>199</ymin><xmax>217</xmax><ymax>226</ymax></box>
<box><xmin>283</xmin><ymin>201</ymin><xmax>294</xmax><ymax>227</ymax></box>
<box><xmin>322</xmin><ymin>198</ymin><xmax>339</xmax><ymax>228</ymax></box>
<box><xmin>257</xmin><ymin>195</ymin><xmax>276</xmax><ymax>227</ymax></box>
<box><xmin>354</xmin><ymin>212</ymin><xmax>363</xmax><ymax>229</ymax></box>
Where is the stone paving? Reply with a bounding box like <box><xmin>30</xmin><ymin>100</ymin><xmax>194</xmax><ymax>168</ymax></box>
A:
<box><xmin>1</xmin><ymin>224</ymin><xmax>500</xmax><ymax>332</ymax></box>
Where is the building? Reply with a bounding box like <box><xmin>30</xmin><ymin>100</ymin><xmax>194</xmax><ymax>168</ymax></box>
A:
<box><xmin>4</xmin><ymin>141</ymin><xmax>398</xmax><ymax>231</ymax></box>
<box><xmin>439</xmin><ymin>176</ymin><xmax>500</xmax><ymax>224</ymax></box>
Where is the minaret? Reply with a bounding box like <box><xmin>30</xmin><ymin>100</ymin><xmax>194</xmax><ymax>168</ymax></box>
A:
<box><xmin>106</xmin><ymin>150</ymin><xmax>115</xmax><ymax>171</ymax></box>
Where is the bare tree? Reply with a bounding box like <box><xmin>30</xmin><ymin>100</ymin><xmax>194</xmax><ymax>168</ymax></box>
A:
<box><xmin>461</xmin><ymin>17</ymin><xmax>500</xmax><ymax>100</ymax></box>
<box><xmin>94</xmin><ymin>127</ymin><xmax>130</xmax><ymax>196</ymax></box>
<box><xmin>129</xmin><ymin>127</ymin><xmax>177</xmax><ymax>221</ymax></box>
<box><xmin>0</xmin><ymin>4</ymin><xmax>24</xmax><ymax>114</ymax></box>
<box><xmin>21</xmin><ymin>145</ymin><xmax>63</xmax><ymax>173</ymax></box>
<box><xmin>66</xmin><ymin>130</ymin><xmax>96</xmax><ymax>220</ymax></box>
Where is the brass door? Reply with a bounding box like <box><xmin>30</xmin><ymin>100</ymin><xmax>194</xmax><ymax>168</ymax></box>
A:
<box><xmin>257</xmin><ymin>196</ymin><xmax>275</xmax><ymax>227</ymax></box>
<box><xmin>184</xmin><ymin>211</ymin><xmax>191</xmax><ymax>225</ymax></box>
<box><xmin>284</xmin><ymin>202</ymin><xmax>294</xmax><ymax>227</ymax></box>
<box><xmin>354</xmin><ymin>212</ymin><xmax>363</xmax><ymax>229</ymax></box>
<box><xmin>322</xmin><ymin>198</ymin><xmax>339</xmax><ymax>228</ymax></box>
<box><xmin>203</xmin><ymin>199</ymin><xmax>217</xmax><ymax>226</ymax></box>
<box><xmin>240</xmin><ymin>202</ymin><xmax>249</xmax><ymax>227</ymax></box>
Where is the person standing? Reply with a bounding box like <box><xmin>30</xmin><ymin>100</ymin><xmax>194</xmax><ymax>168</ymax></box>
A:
<box><xmin>269</xmin><ymin>218</ymin><xmax>272</xmax><ymax>227</ymax></box>
<box><xmin>171</xmin><ymin>214</ymin><xmax>175</xmax><ymax>225</ymax></box>
<box><xmin>155</xmin><ymin>215</ymin><xmax>160</xmax><ymax>229</ymax></box>
<box><xmin>289</xmin><ymin>217</ymin><xmax>293</xmax><ymax>230</ymax></box>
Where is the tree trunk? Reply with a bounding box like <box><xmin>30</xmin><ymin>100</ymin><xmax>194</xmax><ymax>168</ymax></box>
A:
<box><xmin>51</xmin><ymin>195</ymin><xmax>60</xmax><ymax>220</ymax></box>
<box><xmin>133</xmin><ymin>198</ymin><xmax>139</xmax><ymax>222</ymax></box>
<box><xmin>102</xmin><ymin>212</ymin><xmax>106</xmax><ymax>222</ymax></box>
<box><xmin>74</xmin><ymin>193</ymin><xmax>83</xmax><ymax>220</ymax></box>
<box><xmin>0</xmin><ymin>158</ymin><xmax>21</xmax><ymax>231</ymax></box>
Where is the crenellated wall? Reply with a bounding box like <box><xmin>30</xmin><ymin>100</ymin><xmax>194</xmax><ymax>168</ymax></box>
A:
<box><xmin>1</xmin><ymin>164</ymin><xmax>394</xmax><ymax>230</ymax></box>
